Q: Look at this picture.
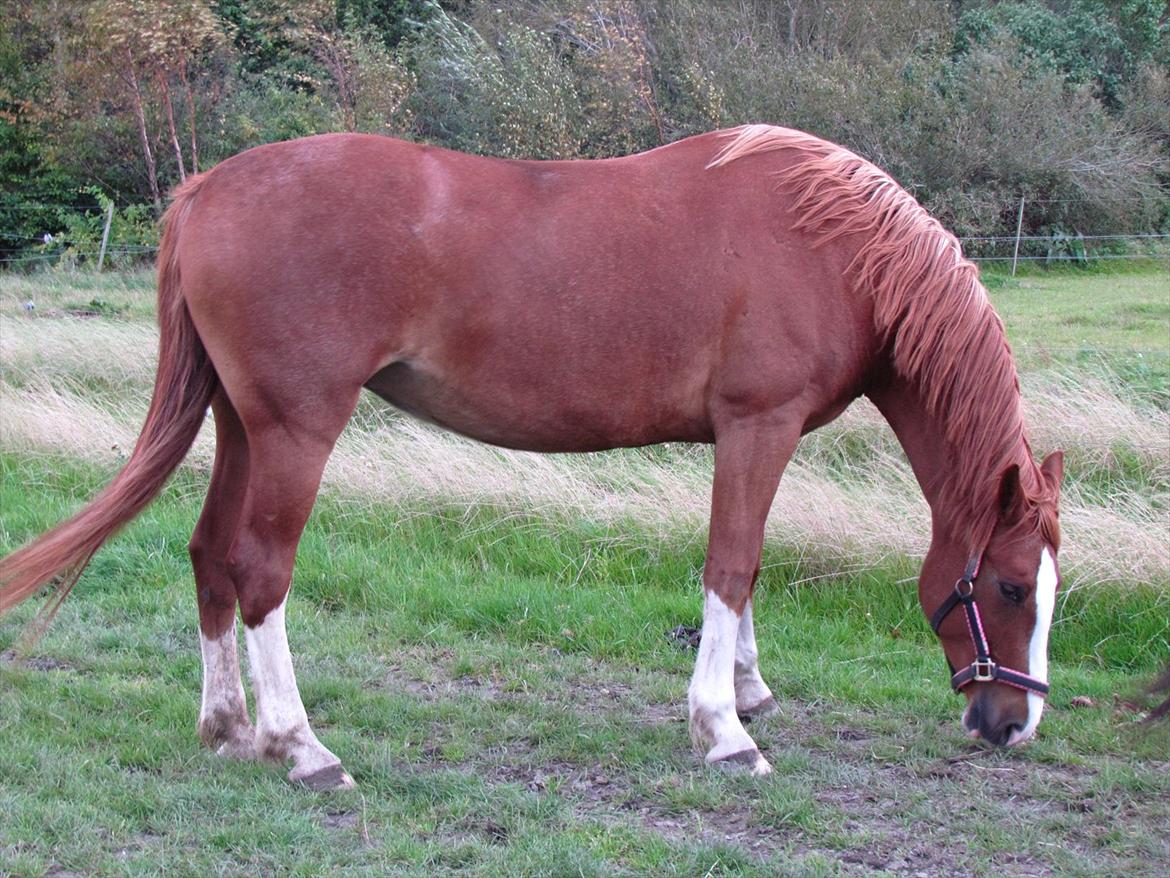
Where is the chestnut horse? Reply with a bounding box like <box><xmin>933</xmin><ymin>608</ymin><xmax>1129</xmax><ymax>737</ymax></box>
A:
<box><xmin>0</xmin><ymin>125</ymin><xmax>1063</xmax><ymax>789</ymax></box>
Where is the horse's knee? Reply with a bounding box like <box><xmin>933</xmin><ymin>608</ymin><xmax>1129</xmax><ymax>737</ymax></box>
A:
<box><xmin>703</xmin><ymin>564</ymin><xmax>759</xmax><ymax>614</ymax></box>
<box><xmin>226</xmin><ymin>548</ymin><xmax>289</xmax><ymax>629</ymax></box>
<box><xmin>233</xmin><ymin>573</ymin><xmax>288</xmax><ymax>629</ymax></box>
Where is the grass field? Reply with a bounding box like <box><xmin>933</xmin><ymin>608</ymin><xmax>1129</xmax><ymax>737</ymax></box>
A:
<box><xmin>0</xmin><ymin>265</ymin><xmax>1167</xmax><ymax>877</ymax></box>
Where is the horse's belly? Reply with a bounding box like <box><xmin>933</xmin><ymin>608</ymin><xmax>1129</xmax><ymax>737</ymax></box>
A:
<box><xmin>363</xmin><ymin>359</ymin><xmax>713</xmax><ymax>452</ymax></box>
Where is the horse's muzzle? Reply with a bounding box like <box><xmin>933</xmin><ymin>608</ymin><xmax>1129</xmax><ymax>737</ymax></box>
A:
<box><xmin>963</xmin><ymin>694</ymin><xmax>1027</xmax><ymax>747</ymax></box>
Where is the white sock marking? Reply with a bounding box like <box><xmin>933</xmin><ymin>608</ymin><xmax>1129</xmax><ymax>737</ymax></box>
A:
<box><xmin>244</xmin><ymin>597</ymin><xmax>348</xmax><ymax>781</ymax></box>
<box><xmin>199</xmin><ymin>621</ymin><xmax>247</xmax><ymax>727</ymax></box>
<box><xmin>689</xmin><ymin>591</ymin><xmax>769</xmax><ymax>773</ymax></box>
<box><xmin>734</xmin><ymin>600</ymin><xmax>773</xmax><ymax>711</ymax></box>
<box><xmin>244</xmin><ymin>597</ymin><xmax>310</xmax><ymax>740</ymax></box>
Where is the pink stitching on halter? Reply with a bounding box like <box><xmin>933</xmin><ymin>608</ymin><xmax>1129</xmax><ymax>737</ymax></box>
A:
<box><xmin>999</xmin><ymin>676</ymin><xmax>1045</xmax><ymax>692</ymax></box>
<box><xmin>966</xmin><ymin>601</ymin><xmax>989</xmax><ymax>652</ymax></box>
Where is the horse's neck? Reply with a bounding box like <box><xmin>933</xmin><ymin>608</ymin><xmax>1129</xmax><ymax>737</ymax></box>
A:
<box><xmin>866</xmin><ymin>373</ymin><xmax>975</xmax><ymax>542</ymax></box>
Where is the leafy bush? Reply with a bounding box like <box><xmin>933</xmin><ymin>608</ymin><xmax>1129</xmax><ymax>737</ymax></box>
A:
<box><xmin>32</xmin><ymin>191</ymin><xmax>158</xmax><ymax>272</ymax></box>
<box><xmin>405</xmin><ymin>4</ymin><xmax>582</xmax><ymax>159</ymax></box>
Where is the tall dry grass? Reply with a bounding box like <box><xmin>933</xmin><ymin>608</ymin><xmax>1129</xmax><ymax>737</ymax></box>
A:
<box><xmin>1</xmin><ymin>311</ymin><xmax>1166</xmax><ymax>590</ymax></box>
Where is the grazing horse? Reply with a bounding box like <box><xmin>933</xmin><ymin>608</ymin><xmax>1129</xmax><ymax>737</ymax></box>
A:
<box><xmin>0</xmin><ymin>125</ymin><xmax>1063</xmax><ymax>789</ymax></box>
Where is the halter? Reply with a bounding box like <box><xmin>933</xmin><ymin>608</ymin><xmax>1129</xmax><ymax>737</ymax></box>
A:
<box><xmin>929</xmin><ymin>552</ymin><xmax>1050</xmax><ymax>697</ymax></box>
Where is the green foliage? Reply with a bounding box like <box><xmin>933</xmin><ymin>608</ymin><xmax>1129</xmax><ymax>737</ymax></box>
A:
<box><xmin>954</xmin><ymin>0</ymin><xmax>1170</xmax><ymax>107</ymax></box>
<box><xmin>32</xmin><ymin>191</ymin><xmax>158</xmax><ymax>271</ymax></box>
<box><xmin>405</xmin><ymin>4</ymin><xmax>583</xmax><ymax>158</ymax></box>
<box><xmin>2</xmin><ymin>0</ymin><xmax>1169</xmax><ymax>267</ymax></box>
<box><xmin>0</xmin><ymin>6</ymin><xmax>88</xmax><ymax>265</ymax></box>
<box><xmin>0</xmin><ymin>119</ymin><xmax>82</xmax><ymax>266</ymax></box>
<box><xmin>922</xmin><ymin>35</ymin><xmax>1167</xmax><ymax>238</ymax></box>
<box><xmin>212</xmin><ymin>0</ymin><xmax>302</xmax><ymax>75</ymax></box>
<box><xmin>335</xmin><ymin>0</ymin><xmax>434</xmax><ymax>49</ymax></box>
<box><xmin>216</xmin><ymin>72</ymin><xmax>337</xmax><ymax>146</ymax></box>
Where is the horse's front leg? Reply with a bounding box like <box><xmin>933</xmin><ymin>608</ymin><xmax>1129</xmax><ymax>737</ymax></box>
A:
<box><xmin>689</xmin><ymin>417</ymin><xmax>796</xmax><ymax>775</ymax></box>
<box><xmin>734</xmin><ymin>599</ymin><xmax>779</xmax><ymax>718</ymax></box>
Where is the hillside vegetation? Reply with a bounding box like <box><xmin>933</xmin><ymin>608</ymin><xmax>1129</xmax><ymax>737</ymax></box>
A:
<box><xmin>3</xmin><ymin>0</ymin><xmax>1169</xmax><ymax>268</ymax></box>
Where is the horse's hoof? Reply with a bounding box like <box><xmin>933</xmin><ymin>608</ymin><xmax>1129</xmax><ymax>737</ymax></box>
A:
<box><xmin>710</xmin><ymin>748</ymin><xmax>772</xmax><ymax>776</ymax></box>
<box><xmin>737</xmin><ymin>696</ymin><xmax>779</xmax><ymax>720</ymax></box>
<box><xmin>291</xmin><ymin>762</ymin><xmax>355</xmax><ymax>791</ymax></box>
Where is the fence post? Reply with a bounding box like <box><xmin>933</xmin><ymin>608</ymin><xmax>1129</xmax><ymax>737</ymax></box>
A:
<box><xmin>1011</xmin><ymin>196</ymin><xmax>1025</xmax><ymax>277</ymax></box>
<box><xmin>96</xmin><ymin>202</ymin><xmax>114</xmax><ymax>271</ymax></box>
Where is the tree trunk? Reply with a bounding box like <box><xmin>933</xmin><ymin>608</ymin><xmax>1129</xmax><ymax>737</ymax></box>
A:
<box><xmin>178</xmin><ymin>54</ymin><xmax>198</xmax><ymax>174</ymax></box>
<box><xmin>124</xmin><ymin>54</ymin><xmax>161</xmax><ymax>209</ymax></box>
<box><xmin>156</xmin><ymin>68</ymin><xmax>186</xmax><ymax>183</ymax></box>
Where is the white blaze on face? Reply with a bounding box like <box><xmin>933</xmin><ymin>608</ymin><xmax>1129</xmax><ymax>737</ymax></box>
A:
<box><xmin>1009</xmin><ymin>546</ymin><xmax>1058</xmax><ymax>746</ymax></box>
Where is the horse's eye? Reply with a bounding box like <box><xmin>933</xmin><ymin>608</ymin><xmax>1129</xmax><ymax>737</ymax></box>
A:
<box><xmin>999</xmin><ymin>581</ymin><xmax>1026</xmax><ymax>604</ymax></box>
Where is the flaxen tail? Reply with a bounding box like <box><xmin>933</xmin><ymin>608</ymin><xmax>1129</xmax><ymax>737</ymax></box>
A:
<box><xmin>0</xmin><ymin>176</ymin><xmax>216</xmax><ymax>630</ymax></box>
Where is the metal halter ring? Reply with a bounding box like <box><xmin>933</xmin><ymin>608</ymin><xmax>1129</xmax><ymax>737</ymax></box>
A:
<box><xmin>972</xmin><ymin>659</ymin><xmax>997</xmax><ymax>682</ymax></box>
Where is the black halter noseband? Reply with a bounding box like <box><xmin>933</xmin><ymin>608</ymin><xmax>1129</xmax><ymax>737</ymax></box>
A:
<box><xmin>929</xmin><ymin>552</ymin><xmax>1050</xmax><ymax>698</ymax></box>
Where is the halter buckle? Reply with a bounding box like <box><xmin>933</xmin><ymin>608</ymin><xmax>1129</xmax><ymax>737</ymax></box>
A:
<box><xmin>972</xmin><ymin>659</ymin><xmax>996</xmax><ymax>682</ymax></box>
<box><xmin>954</xmin><ymin>577</ymin><xmax>975</xmax><ymax>598</ymax></box>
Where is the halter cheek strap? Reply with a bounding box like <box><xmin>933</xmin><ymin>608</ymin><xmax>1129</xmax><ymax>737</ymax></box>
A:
<box><xmin>929</xmin><ymin>552</ymin><xmax>1050</xmax><ymax>698</ymax></box>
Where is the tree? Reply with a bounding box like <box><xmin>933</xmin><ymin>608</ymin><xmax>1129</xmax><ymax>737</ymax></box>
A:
<box><xmin>953</xmin><ymin>0</ymin><xmax>1170</xmax><ymax>108</ymax></box>
<box><xmin>0</xmin><ymin>1</ymin><xmax>86</xmax><ymax>261</ymax></box>
<box><xmin>284</xmin><ymin>0</ymin><xmax>415</xmax><ymax>134</ymax></box>
<box><xmin>88</xmin><ymin>0</ymin><xmax>225</xmax><ymax>201</ymax></box>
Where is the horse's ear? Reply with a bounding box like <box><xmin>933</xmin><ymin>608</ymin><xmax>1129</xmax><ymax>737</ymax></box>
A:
<box><xmin>1040</xmin><ymin>450</ymin><xmax>1064</xmax><ymax>494</ymax></box>
<box><xmin>997</xmin><ymin>464</ymin><xmax>1025</xmax><ymax>520</ymax></box>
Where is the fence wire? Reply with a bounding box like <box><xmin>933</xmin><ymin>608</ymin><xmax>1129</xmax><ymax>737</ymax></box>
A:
<box><xmin>3</xmin><ymin>201</ymin><xmax>1168</xmax><ymax>268</ymax></box>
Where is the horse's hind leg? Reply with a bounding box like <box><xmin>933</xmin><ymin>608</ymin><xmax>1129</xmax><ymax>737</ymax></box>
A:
<box><xmin>190</xmin><ymin>392</ymin><xmax>254</xmax><ymax>759</ymax></box>
<box><xmin>689</xmin><ymin>416</ymin><xmax>798</xmax><ymax>776</ymax></box>
<box><xmin>225</xmin><ymin>393</ymin><xmax>360</xmax><ymax>790</ymax></box>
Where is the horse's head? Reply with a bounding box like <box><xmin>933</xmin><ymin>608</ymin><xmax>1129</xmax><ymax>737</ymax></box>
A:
<box><xmin>922</xmin><ymin>451</ymin><xmax>1064</xmax><ymax>747</ymax></box>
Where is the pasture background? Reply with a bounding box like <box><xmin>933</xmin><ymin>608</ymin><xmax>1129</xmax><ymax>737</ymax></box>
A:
<box><xmin>0</xmin><ymin>264</ymin><xmax>1167</xmax><ymax>877</ymax></box>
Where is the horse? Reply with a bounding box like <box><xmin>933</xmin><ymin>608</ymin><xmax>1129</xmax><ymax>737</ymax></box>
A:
<box><xmin>0</xmin><ymin>124</ymin><xmax>1063</xmax><ymax>790</ymax></box>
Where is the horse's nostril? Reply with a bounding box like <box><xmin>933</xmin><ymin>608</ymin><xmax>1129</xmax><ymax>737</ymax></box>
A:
<box><xmin>965</xmin><ymin>701</ymin><xmax>982</xmax><ymax>733</ymax></box>
<box><xmin>988</xmin><ymin>721</ymin><xmax>1021</xmax><ymax>747</ymax></box>
<box><xmin>972</xmin><ymin>703</ymin><xmax>1021</xmax><ymax>747</ymax></box>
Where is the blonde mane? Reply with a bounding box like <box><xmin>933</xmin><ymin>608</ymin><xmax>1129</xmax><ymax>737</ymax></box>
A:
<box><xmin>709</xmin><ymin>124</ymin><xmax>1057</xmax><ymax>550</ymax></box>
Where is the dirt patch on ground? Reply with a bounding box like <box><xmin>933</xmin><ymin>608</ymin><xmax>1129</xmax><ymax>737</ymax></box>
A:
<box><xmin>0</xmin><ymin>649</ymin><xmax>75</xmax><ymax>672</ymax></box>
<box><xmin>377</xmin><ymin>645</ymin><xmax>1168</xmax><ymax>876</ymax></box>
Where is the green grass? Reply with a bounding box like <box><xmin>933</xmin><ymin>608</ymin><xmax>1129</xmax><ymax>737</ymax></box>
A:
<box><xmin>985</xmin><ymin>264</ymin><xmax>1170</xmax><ymax>407</ymax></box>
<box><xmin>0</xmin><ymin>268</ymin><xmax>156</xmax><ymax>320</ymax></box>
<box><xmin>1</xmin><ymin>452</ymin><xmax>1167</xmax><ymax>878</ymax></box>
<box><xmin>1</xmin><ymin>265</ymin><xmax>1168</xmax><ymax>876</ymax></box>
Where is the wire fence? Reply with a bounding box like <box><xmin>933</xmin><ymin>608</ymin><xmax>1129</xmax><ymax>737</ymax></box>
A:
<box><xmin>3</xmin><ymin>202</ymin><xmax>1169</xmax><ymax>270</ymax></box>
<box><xmin>960</xmin><ymin>232</ymin><xmax>1170</xmax><ymax>268</ymax></box>
<box><xmin>0</xmin><ymin>248</ymin><xmax>158</xmax><ymax>266</ymax></box>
